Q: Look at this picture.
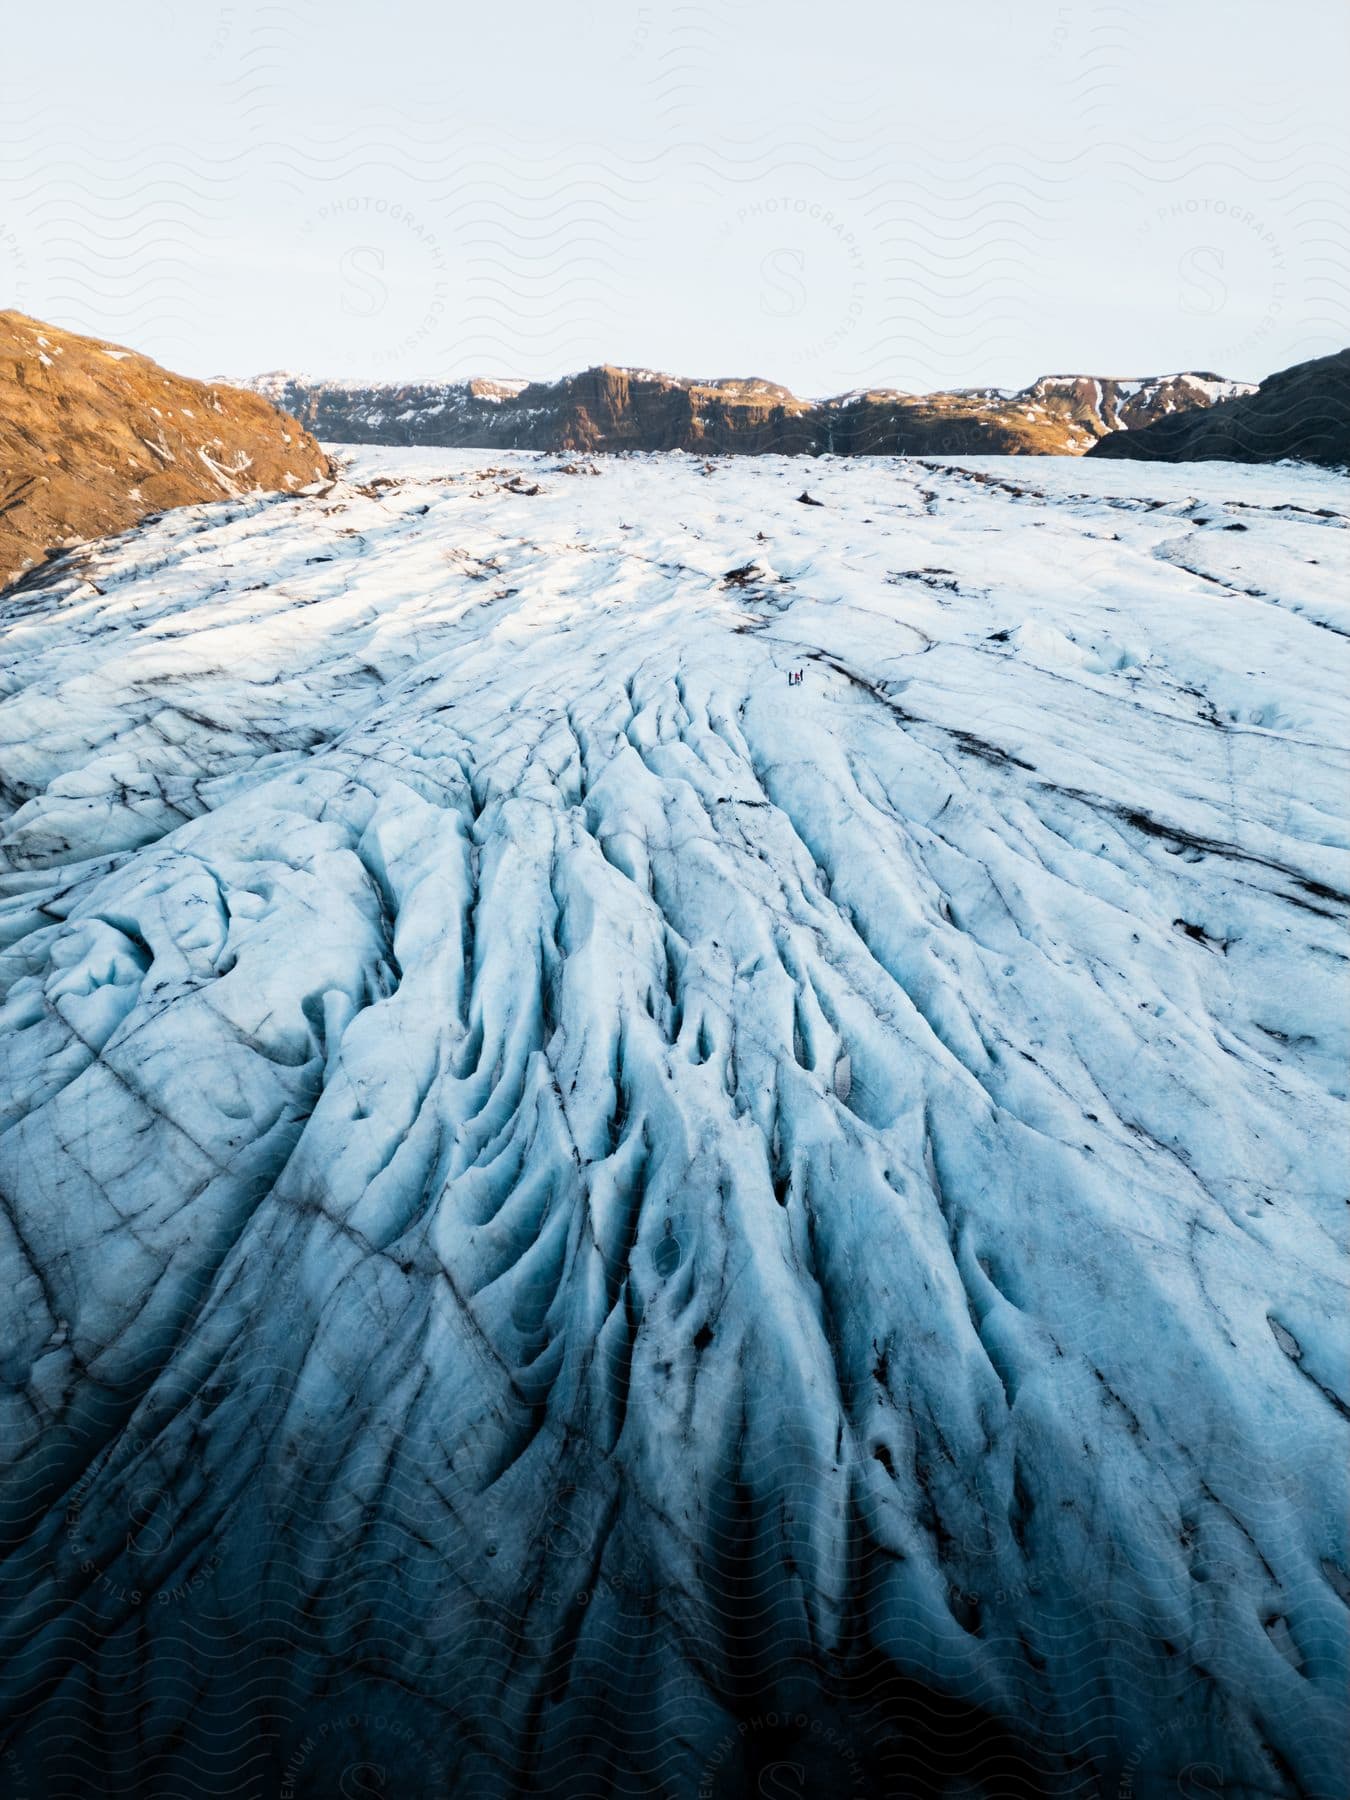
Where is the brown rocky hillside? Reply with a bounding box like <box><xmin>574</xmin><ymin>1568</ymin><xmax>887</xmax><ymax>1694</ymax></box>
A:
<box><xmin>1</xmin><ymin>312</ymin><xmax>332</xmax><ymax>590</ymax></box>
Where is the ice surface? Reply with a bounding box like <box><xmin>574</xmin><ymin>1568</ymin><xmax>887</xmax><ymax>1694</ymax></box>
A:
<box><xmin>0</xmin><ymin>450</ymin><xmax>1346</xmax><ymax>1798</ymax></box>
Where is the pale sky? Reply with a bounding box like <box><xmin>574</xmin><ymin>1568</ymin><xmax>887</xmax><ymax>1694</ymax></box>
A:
<box><xmin>3</xmin><ymin>0</ymin><xmax>1347</xmax><ymax>393</ymax></box>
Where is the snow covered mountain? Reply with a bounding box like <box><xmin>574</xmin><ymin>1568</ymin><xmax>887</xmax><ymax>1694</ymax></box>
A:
<box><xmin>0</xmin><ymin>449</ymin><xmax>1346</xmax><ymax>1798</ymax></box>
<box><xmin>1091</xmin><ymin>348</ymin><xmax>1350</xmax><ymax>467</ymax></box>
<box><xmin>248</xmin><ymin>365</ymin><xmax>1254</xmax><ymax>457</ymax></box>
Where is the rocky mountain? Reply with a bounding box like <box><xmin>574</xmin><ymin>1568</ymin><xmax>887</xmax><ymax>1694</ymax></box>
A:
<box><xmin>250</xmin><ymin>364</ymin><xmax>1252</xmax><ymax>457</ymax></box>
<box><xmin>1090</xmin><ymin>348</ymin><xmax>1350</xmax><ymax>466</ymax></box>
<box><xmin>1</xmin><ymin>312</ymin><xmax>332</xmax><ymax>591</ymax></box>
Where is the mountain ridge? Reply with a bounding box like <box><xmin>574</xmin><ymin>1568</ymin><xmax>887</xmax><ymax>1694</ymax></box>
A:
<box><xmin>1089</xmin><ymin>347</ymin><xmax>1350</xmax><ymax>466</ymax></box>
<box><xmin>248</xmin><ymin>363</ymin><xmax>1254</xmax><ymax>456</ymax></box>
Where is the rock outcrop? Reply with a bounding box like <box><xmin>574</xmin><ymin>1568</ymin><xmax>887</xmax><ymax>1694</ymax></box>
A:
<box><xmin>251</xmin><ymin>364</ymin><xmax>1252</xmax><ymax>457</ymax></box>
<box><xmin>0</xmin><ymin>312</ymin><xmax>332</xmax><ymax>590</ymax></box>
<box><xmin>1089</xmin><ymin>349</ymin><xmax>1350</xmax><ymax>465</ymax></box>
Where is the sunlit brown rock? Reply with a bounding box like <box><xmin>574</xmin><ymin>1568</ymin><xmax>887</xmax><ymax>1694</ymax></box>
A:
<box><xmin>1</xmin><ymin>312</ymin><xmax>332</xmax><ymax>589</ymax></box>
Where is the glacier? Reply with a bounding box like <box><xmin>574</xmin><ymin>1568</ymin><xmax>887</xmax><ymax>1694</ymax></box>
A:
<box><xmin>0</xmin><ymin>449</ymin><xmax>1346</xmax><ymax>1799</ymax></box>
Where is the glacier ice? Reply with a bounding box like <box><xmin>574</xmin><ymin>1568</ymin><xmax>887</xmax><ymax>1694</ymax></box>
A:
<box><xmin>0</xmin><ymin>450</ymin><xmax>1346</xmax><ymax>1798</ymax></box>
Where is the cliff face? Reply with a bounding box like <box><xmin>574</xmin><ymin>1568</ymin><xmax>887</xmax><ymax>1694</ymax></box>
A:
<box><xmin>0</xmin><ymin>313</ymin><xmax>332</xmax><ymax>590</ymax></box>
<box><xmin>548</xmin><ymin>367</ymin><xmax>816</xmax><ymax>454</ymax></box>
<box><xmin>1089</xmin><ymin>349</ymin><xmax>1350</xmax><ymax>465</ymax></box>
<box><xmin>257</xmin><ymin>373</ymin><xmax>537</xmax><ymax>448</ymax></box>
<box><xmin>250</xmin><ymin>365</ymin><xmax>1252</xmax><ymax>457</ymax></box>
